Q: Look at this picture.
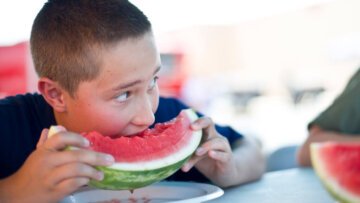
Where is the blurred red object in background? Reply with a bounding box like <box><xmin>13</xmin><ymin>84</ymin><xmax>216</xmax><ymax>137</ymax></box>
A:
<box><xmin>0</xmin><ymin>42</ymin><xmax>29</xmax><ymax>98</ymax></box>
<box><xmin>0</xmin><ymin>43</ymin><xmax>187</xmax><ymax>99</ymax></box>
<box><xmin>158</xmin><ymin>52</ymin><xmax>186</xmax><ymax>99</ymax></box>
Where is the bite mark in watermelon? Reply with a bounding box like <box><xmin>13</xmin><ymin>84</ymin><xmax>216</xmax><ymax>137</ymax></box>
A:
<box><xmin>48</xmin><ymin>109</ymin><xmax>202</xmax><ymax>190</ymax></box>
<box><xmin>311</xmin><ymin>142</ymin><xmax>360</xmax><ymax>203</ymax></box>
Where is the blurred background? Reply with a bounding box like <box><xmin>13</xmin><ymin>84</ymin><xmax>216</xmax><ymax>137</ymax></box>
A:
<box><xmin>1</xmin><ymin>0</ymin><xmax>360</xmax><ymax>170</ymax></box>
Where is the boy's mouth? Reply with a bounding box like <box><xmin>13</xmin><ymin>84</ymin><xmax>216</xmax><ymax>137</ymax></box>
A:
<box><xmin>110</xmin><ymin>129</ymin><xmax>147</xmax><ymax>138</ymax></box>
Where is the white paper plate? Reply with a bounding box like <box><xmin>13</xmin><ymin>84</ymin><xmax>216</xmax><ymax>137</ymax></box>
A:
<box><xmin>60</xmin><ymin>181</ymin><xmax>224</xmax><ymax>203</ymax></box>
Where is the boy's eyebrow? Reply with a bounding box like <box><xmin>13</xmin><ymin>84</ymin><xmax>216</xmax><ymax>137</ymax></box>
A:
<box><xmin>112</xmin><ymin>66</ymin><xmax>161</xmax><ymax>91</ymax></box>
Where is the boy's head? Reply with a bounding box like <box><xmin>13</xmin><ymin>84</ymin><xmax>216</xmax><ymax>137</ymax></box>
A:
<box><xmin>31</xmin><ymin>0</ymin><xmax>151</xmax><ymax>96</ymax></box>
<box><xmin>31</xmin><ymin>0</ymin><xmax>161</xmax><ymax>137</ymax></box>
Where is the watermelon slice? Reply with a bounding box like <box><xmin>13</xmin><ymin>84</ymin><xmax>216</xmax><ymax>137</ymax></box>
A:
<box><xmin>48</xmin><ymin>109</ymin><xmax>202</xmax><ymax>190</ymax></box>
<box><xmin>311</xmin><ymin>142</ymin><xmax>360</xmax><ymax>203</ymax></box>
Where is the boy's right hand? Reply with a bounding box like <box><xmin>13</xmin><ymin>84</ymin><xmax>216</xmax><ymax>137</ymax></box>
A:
<box><xmin>0</xmin><ymin>128</ymin><xmax>114</xmax><ymax>203</ymax></box>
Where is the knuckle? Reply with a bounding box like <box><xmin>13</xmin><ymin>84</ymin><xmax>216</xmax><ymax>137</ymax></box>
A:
<box><xmin>77</xmin><ymin>151</ymin><xmax>101</xmax><ymax>165</ymax></box>
<box><xmin>74</xmin><ymin>164</ymin><xmax>97</xmax><ymax>177</ymax></box>
<box><xmin>207</xmin><ymin>117</ymin><xmax>214</xmax><ymax>124</ymax></box>
<box><xmin>70</xmin><ymin>151</ymin><xmax>80</xmax><ymax>162</ymax></box>
<box><xmin>63</xmin><ymin>163</ymin><xmax>84</xmax><ymax>177</ymax></box>
<box><xmin>51</xmin><ymin>133</ymin><xmax>64</xmax><ymax>143</ymax></box>
<box><xmin>95</xmin><ymin>153</ymin><xmax>104</xmax><ymax>163</ymax></box>
<box><xmin>36</xmin><ymin>149</ymin><xmax>54</xmax><ymax>166</ymax></box>
<box><xmin>69</xmin><ymin>162</ymin><xmax>97</xmax><ymax>178</ymax></box>
<box><xmin>83</xmin><ymin>164</ymin><xmax>96</xmax><ymax>175</ymax></box>
<box><xmin>43</xmin><ymin>177</ymin><xmax>56</xmax><ymax>191</ymax></box>
<box><xmin>201</xmin><ymin>116</ymin><xmax>213</xmax><ymax>125</ymax></box>
<box><xmin>72</xmin><ymin>163</ymin><xmax>86</xmax><ymax>173</ymax></box>
<box><xmin>218</xmin><ymin>136</ymin><xmax>229</xmax><ymax>144</ymax></box>
<box><xmin>69</xmin><ymin>150</ymin><xmax>85</xmax><ymax>162</ymax></box>
<box><xmin>200</xmin><ymin>142</ymin><xmax>209</xmax><ymax>149</ymax></box>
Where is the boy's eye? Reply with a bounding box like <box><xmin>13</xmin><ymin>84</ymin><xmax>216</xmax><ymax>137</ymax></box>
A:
<box><xmin>149</xmin><ymin>76</ymin><xmax>159</xmax><ymax>90</ymax></box>
<box><xmin>116</xmin><ymin>92</ymin><xmax>130</xmax><ymax>102</ymax></box>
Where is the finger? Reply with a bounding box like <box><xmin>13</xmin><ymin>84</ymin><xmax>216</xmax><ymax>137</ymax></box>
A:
<box><xmin>43</xmin><ymin>132</ymin><xmax>90</xmax><ymax>151</ymax></box>
<box><xmin>51</xmin><ymin>149</ymin><xmax>115</xmax><ymax>167</ymax></box>
<box><xmin>183</xmin><ymin>136</ymin><xmax>229</xmax><ymax>171</ymax></box>
<box><xmin>208</xmin><ymin>150</ymin><xmax>231</xmax><ymax>163</ymax></box>
<box><xmin>191</xmin><ymin>117</ymin><xmax>218</xmax><ymax>142</ymax></box>
<box><xmin>195</xmin><ymin>146</ymin><xmax>209</xmax><ymax>156</ymax></box>
<box><xmin>191</xmin><ymin>117</ymin><xmax>213</xmax><ymax>131</ymax></box>
<box><xmin>198</xmin><ymin>137</ymin><xmax>231</xmax><ymax>154</ymax></box>
<box><xmin>49</xmin><ymin>163</ymin><xmax>104</xmax><ymax>185</ymax></box>
<box><xmin>55</xmin><ymin>177</ymin><xmax>90</xmax><ymax>197</ymax></box>
<box><xmin>36</xmin><ymin>128</ymin><xmax>49</xmax><ymax>149</ymax></box>
<box><xmin>181</xmin><ymin>153</ymin><xmax>208</xmax><ymax>172</ymax></box>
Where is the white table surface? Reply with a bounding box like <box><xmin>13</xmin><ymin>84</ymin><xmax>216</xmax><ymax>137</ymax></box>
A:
<box><xmin>208</xmin><ymin>168</ymin><xmax>335</xmax><ymax>203</ymax></box>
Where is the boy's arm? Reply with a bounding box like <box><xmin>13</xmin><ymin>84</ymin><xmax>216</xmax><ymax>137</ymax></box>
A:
<box><xmin>297</xmin><ymin>125</ymin><xmax>360</xmax><ymax>167</ymax></box>
<box><xmin>198</xmin><ymin>135</ymin><xmax>265</xmax><ymax>187</ymax></box>
<box><xmin>182</xmin><ymin>117</ymin><xmax>265</xmax><ymax>188</ymax></box>
<box><xmin>229</xmin><ymin>136</ymin><xmax>265</xmax><ymax>185</ymax></box>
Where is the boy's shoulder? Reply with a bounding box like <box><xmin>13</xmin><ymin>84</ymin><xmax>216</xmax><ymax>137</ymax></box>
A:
<box><xmin>155</xmin><ymin>97</ymin><xmax>188</xmax><ymax>124</ymax></box>
<box><xmin>0</xmin><ymin>93</ymin><xmax>44</xmax><ymax>106</ymax></box>
<box><xmin>0</xmin><ymin>93</ymin><xmax>54</xmax><ymax>125</ymax></box>
<box><xmin>158</xmin><ymin>96</ymin><xmax>184</xmax><ymax>106</ymax></box>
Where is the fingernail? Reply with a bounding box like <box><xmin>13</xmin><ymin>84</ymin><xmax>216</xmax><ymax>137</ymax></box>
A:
<box><xmin>83</xmin><ymin>139</ymin><xmax>90</xmax><ymax>147</ymax></box>
<box><xmin>209</xmin><ymin>151</ymin><xmax>216</xmax><ymax>157</ymax></box>
<box><xmin>96</xmin><ymin>171</ymin><xmax>104</xmax><ymax>180</ymax></box>
<box><xmin>191</xmin><ymin>123</ymin><xmax>199</xmax><ymax>130</ymax></box>
<box><xmin>104</xmin><ymin>155</ymin><xmax>115</xmax><ymax>165</ymax></box>
<box><xmin>182</xmin><ymin>164</ymin><xmax>190</xmax><ymax>172</ymax></box>
<box><xmin>196</xmin><ymin>148</ymin><xmax>205</xmax><ymax>155</ymax></box>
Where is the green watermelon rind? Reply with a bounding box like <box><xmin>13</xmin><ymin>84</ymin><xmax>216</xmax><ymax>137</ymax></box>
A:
<box><xmin>311</xmin><ymin>143</ymin><xmax>360</xmax><ymax>203</ymax></box>
<box><xmin>48</xmin><ymin>109</ymin><xmax>202</xmax><ymax>190</ymax></box>
<box><xmin>89</xmin><ymin>155</ymin><xmax>190</xmax><ymax>190</ymax></box>
<box><xmin>90</xmin><ymin>109</ymin><xmax>202</xmax><ymax>190</ymax></box>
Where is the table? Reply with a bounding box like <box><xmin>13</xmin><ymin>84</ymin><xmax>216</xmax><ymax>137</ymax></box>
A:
<box><xmin>208</xmin><ymin>168</ymin><xmax>334</xmax><ymax>203</ymax></box>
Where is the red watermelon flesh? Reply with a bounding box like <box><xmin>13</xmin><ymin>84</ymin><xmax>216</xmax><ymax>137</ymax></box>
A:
<box><xmin>83</xmin><ymin>110</ymin><xmax>194</xmax><ymax>163</ymax></box>
<box><xmin>311</xmin><ymin>142</ymin><xmax>360</xmax><ymax>202</ymax></box>
<box><xmin>48</xmin><ymin>109</ymin><xmax>202</xmax><ymax>190</ymax></box>
<box><xmin>314</xmin><ymin>143</ymin><xmax>360</xmax><ymax>195</ymax></box>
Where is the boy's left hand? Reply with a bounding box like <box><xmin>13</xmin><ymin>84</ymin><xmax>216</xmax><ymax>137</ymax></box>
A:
<box><xmin>181</xmin><ymin>117</ymin><xmax>238</xmax><ymax>186</ymax></box>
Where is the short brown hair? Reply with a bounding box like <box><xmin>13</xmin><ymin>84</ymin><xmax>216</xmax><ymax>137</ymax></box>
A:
<box><xmin>30</xmin><ymin>0</ymin><xmax>151</xmax><ymax>96</ymax></box>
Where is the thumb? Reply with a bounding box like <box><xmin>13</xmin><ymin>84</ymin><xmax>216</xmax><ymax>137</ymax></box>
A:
<box><xmin>36</xmin><ymin>128</ymin><xmax>49</xmax><ymax>148</ymax></box>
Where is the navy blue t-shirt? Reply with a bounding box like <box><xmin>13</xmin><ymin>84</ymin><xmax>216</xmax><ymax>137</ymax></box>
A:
<box><xmin>0</xmin><ymin>94</ymin><xmax>243</xmax><ymax>181</ymax></box>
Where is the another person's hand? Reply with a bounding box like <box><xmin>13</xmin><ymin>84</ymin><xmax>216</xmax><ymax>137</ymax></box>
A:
<box><xmin>297</xmin><ymin>125</ymin><xmax>360</xmax><ymax>166</ymax></box>
<box><xmin>181</xmin><ymin>117</ymin><xmax>239</xmax><ymax>187</ymax></box>
<box><xmin>0</xmin><ymin>129</ymin><xmax>114</xmax><ymax>203</ymax></box>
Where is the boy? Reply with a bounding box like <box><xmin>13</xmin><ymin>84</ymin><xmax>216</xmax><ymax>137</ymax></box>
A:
<box><xmin>0</xmin><ymin>0</ymin><xmax>265</xmax><ymax>202</ymax></box>
<box><xmin>297</xmin><ymin>68</ymin><xmax>360</xmax><ymax>166</ymax></box>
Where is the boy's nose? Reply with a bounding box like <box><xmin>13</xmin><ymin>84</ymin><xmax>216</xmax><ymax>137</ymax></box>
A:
<box><xmin>132</xmin><ymin>98</ymin><xmax>155</xmax><ymax>127</ymax></box>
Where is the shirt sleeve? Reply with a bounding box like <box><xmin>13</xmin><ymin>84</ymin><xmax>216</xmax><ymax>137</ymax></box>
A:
<box><xmin>309</xmin><ymin>68</ymin><xmax>360</xmax><ymax>134</ymax></box>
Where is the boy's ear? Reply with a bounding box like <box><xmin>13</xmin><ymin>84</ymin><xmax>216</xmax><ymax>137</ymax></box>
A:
<box><xmin>38</xmin><ymin>77</ymin><xmax>67</xmax><ymax>112</ymax></box>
